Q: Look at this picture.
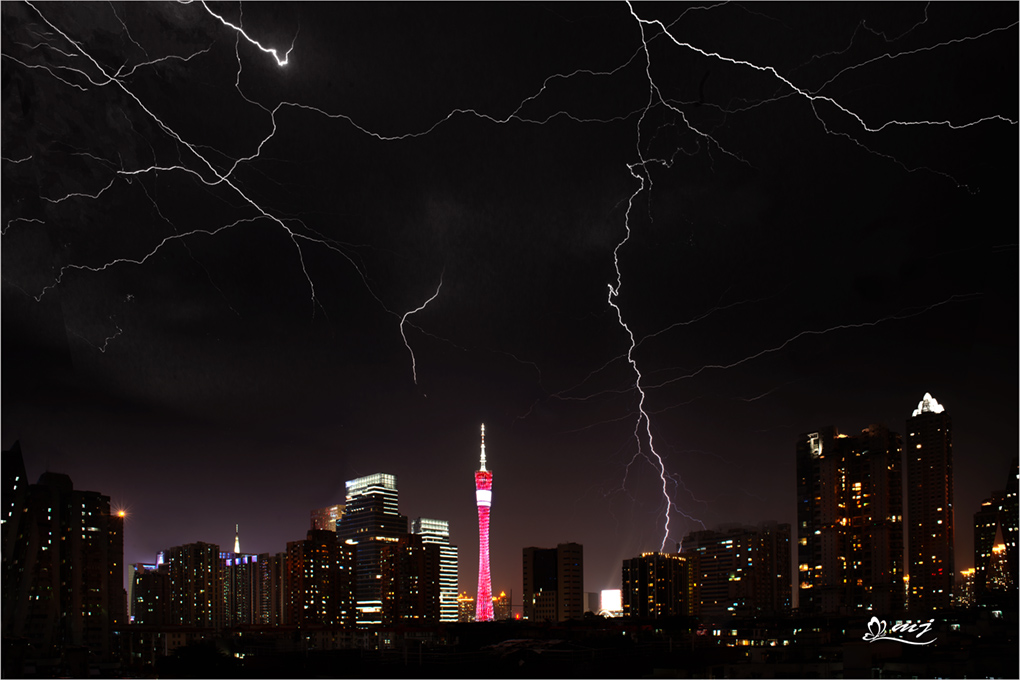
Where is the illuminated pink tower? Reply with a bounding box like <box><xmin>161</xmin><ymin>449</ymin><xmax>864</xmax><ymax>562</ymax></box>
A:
<box><xmin>474</xmin><ymin>424</ymin><xmax>494</xmax><ymax>621</ymax></box>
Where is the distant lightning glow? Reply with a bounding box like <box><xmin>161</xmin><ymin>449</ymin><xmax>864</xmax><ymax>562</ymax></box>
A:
<box><xmin>399</xmin><ymin>278</ymin><xmax>443</xmax><ymax>385</ymax></box>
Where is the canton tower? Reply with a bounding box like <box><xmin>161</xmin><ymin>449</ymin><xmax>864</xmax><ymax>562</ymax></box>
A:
<box><xmin>474</xmin><ymin>424</ymin><xmax>494</xmax><ymax>621</ymax></box>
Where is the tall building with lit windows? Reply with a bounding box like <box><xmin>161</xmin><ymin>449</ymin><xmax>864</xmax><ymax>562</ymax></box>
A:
<box><xmin>380</xmin><ymin>533</ymin><xmax>441</xmax><ymax>624</ymax></box>
<box><xmin>906</xmin><ymin>393</ymin><xmax>954</xmax><ymax>612</ymax></box>
<box><xmin>621</xmin><ymin>552</ymin><xmax>697</xmax><ymax>619</ymax></box>
<box><xmin>165</xmin><ymin>542</ymin><xmax>223</xmax><ymax>629</ymax></box>
<box><xmin>336</xmin><ymin>473</ymin><xmax>408</xmax><ymax>625</ymax></box>
<box><xmin>796</xmin><ymin>424</ymin><xmax>904</xmax><ymax>614</ymax></box>
<box><xmin>1</xmin><ymin>447</ymin><xmax>125</xmax><ymax>659</ymax></box>
<box><xmin>411</xmin><ymin>517</ymin><xmax>459</xmax><ymax>622</ymax></box>
<box><xmin>681</xmin><ymin>521</ymin><xmax>791</xmax><ymax>620</ymax></box>
<box><xmin>285</xmin><ymin>529</ymin><xmax>355</xmax><ymax>627</ymax></box>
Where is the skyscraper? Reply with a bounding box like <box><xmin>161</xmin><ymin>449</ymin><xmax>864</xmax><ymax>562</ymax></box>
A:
<box><xmin>336</xmin><ymin>473</ymin><xmax>408</xmax><ymax>625</ymax></box>
<box><xmin>796</xmin><ymin>424</ymin><xmax>904</xmax><ymax>614</ymax></box>
<box><xmin>411</xmin><ymin>517</ymin><xmax>459</xmax><ymax>622</ymax></box>
<box><xmin>906</xmin><ymin>392</ymin><xmax>954</xmax><ymax>612</ymax></box>
<box><xmin>474</xmin><ymin>424</ymin><xmax>494</xmax><ymax>622</ymax></box>
<box><xmin>522</xmin><ymin>543</ymin><xmax>584</xmax><ymax>622</ymax></box>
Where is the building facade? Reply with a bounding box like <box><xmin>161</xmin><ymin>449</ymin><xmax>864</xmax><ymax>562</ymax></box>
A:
<box><xmin>380</xmin><ymin>533</ymin><xmax>441</xmax><ymax>624</ymax></box>
<box><xmin>906</xmin><ymin>393</ymin><xmax>954</xmax><ymax>612</ymax></box>
<box><xmin>522</xmin><ymin>542</ymin><xmax>584</xmax><ymax>621</ymax></box>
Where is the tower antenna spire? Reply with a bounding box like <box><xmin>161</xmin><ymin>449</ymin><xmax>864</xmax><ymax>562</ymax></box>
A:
<box><xmin>479</xmin><ymin>423</ymin><xmax>487</xmax><ymax>471</ymax></box>
<box><xmin>234</xmin><ymin>523</ymin><xmax>240</xmax><ymax>554</ymax></box>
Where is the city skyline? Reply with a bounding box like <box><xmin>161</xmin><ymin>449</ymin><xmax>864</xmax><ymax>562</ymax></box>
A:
<box><xmin>2</xmin><ymin>1</ymin><xmax>1016</xmax><ymax>616</ymax></box>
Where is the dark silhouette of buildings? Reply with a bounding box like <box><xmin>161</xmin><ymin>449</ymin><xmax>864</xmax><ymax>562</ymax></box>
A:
<box><xmin>906</xmin><ymin>393</ymin><xmax>954</xmax><ymax>611</ymax></box>
<box><xmin>796</xmin><ymin>424</ymin><xmax>904</xmax><ymax>614</ymax></box>
<box><xmin>681</xmin><ymin>521</ymin><xmax>791</xmax><ymax>620</ymax></box>
<box><xmin>2</xmin><ymin>442</ymin><xmax>125</xmax><ymax>660</ymax></box>
<box><xmin>621</xmin><ymin>552</ymin><xmax>697</xmax><ymax>618</ymax></box>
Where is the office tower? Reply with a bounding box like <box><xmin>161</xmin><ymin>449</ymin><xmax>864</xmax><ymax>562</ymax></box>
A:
<box><xmin>165</xmin><ymin>542</ymin><xmax>224</xmax><ymax>629</ymax></box>
<box><xmin>796</xmin><ymin>424</ymin><xmax>904</xmax><ymax>614</ymax></box>
<box><xmin>522</xmin><ymin>542</ymin><xmax>584</xmax><ymax>621</ymax></box>
<box><xmin>906</xmin><ymin>393</ymin><xmax>954</xmax><ymax>612</ymax></box>
<box><xmin>381</xmin><ymin>533</ymin><xmax>441</xmax><ymax>624</ymax></box>
<box><xmin>257</xmin><ymin>552</ymin><xmax>288</xmax><ymax>626</ymax></box>
<box><xmin>956</xmin><ymin>568</ymin><xmax>976</xmax><ymax>607</ymax></box>
<box><xmin>131</xmin><ymin>563</ymin><xmax>170</xmax><ymax>625</ymax></box>
<box><xmin>312</xmin><ymin>504</ymin><xmax>345</xmax><ymax>532</ymax></box>
<box><xmin>286</xmin><ymin>529</ymin><xmax>355</xmax><ymax>627</ymax></box>
<box><xmin>457</xmin><ymin>592</ymin><xmax>475</xmax><ymax>622</ymax></box>
<box><xmin>1</xmin><ymin>449</ymin><xmax>124</xmax><ymax>659</ymax></box>
<box><xmin>681</xmin><ymin>522</ymin><xmax>791</xmax><ymax>620</ymax></box>
<box><xmin>412</xmin><ymin>517</ymin><xmax>459</xmax><ymax>622</ymax></box>
<box><xmin>621</xmin><ymin>552</ymin><xmax>697</xmax><ymax>618</ymax></box>
<box><xmin>336</xmin><ymin>473</ymin><xmax>408</xmax><ymax>625</ymax></box>
<box><xmin>474</xmin><ymin>424</ymin><xmax>494</xmax><ymax>621</ymax></box>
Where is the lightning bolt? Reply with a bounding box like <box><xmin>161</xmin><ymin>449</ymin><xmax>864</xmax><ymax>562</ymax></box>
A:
<box><xmin>399</xmin><ymin>276</ymin><xmax>443</xmax><ymax>386</ymax></box>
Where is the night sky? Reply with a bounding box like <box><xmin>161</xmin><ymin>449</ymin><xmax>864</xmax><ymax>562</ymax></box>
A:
<box><xmin>3</xmin><ymin>2</ymin><xmax>1017</xmax><ymax>604</ymax></box>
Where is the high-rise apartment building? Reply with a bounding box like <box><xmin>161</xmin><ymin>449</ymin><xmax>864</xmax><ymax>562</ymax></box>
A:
<box><xmin>311</xmin><ymin>504</ymin><xmax>345</xmax><ymax>532</ymax></box>
<box><xmin>336</xmin><ymin>473</ymin><xmax>408</xmax><ymax>625</ymax></box>
<box><xmin>131</xmin><ymin>563</ymin><xmax>170</xmax><ymax>625</ymax></box>
<box><xmin>411</xmin><ymin>517</ymin><xmax>459</xmax><ymax>622</ymax></box>
<box><xmin>796</xmin><ymin>424</ymin><xmax>904</xmax><ymax>614</ymax></box>
<box><xmin>1001</xmin><ymin>458</ymin><xmax>1018</xmax><ymax>594</ymax></box>
<box><xmin>522</xmin><ymin>542</ymin><xmax>584</xmax><ymax>622</ymax></box>
<box><xmin>681</xmin><ymin>522</ymin><xmax>791</xmax><ymax>620</ymax></box>
<box><xmin>285</xmin><ymin>529</ymin><xmax>355</xmax><ymax>627</ymax></box>
<box><xmin>493</xmin><ymin>590</ymin><xmax>512</xmax><ymax>620</ymax></box>
<box><xmin>906</xmin><ymin>393</ymin><xmax>954</xmax><ymax>612</ymax></box>
<box><xmin>474</xmin><ymin>425</ymin><xmax>494</xmax><ymax>622</ymax></box>
<box><xmin>2</xmin><ymin>445</ymin><xmax>124</xmax><ymax>659</ymax></box>
<box><xmin>256</xmin><ymin>552</ymin><xmax>288</xmax><ymax>626</ymax></box>
<box><xmin>165</xmin><ymin>542</ymin><xmax>224</xmax><ymax>629</ymax></box>
<box><xmin>621</xmin><ymin>552</ymin><xmax>697</xmax><ymax>619</ymax></box>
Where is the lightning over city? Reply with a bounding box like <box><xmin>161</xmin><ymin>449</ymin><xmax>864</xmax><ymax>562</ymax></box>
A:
<box><xmin>2</xmin><ymin>5</ymin><xmax>1016</xmax><ymax>673</ymax></box>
